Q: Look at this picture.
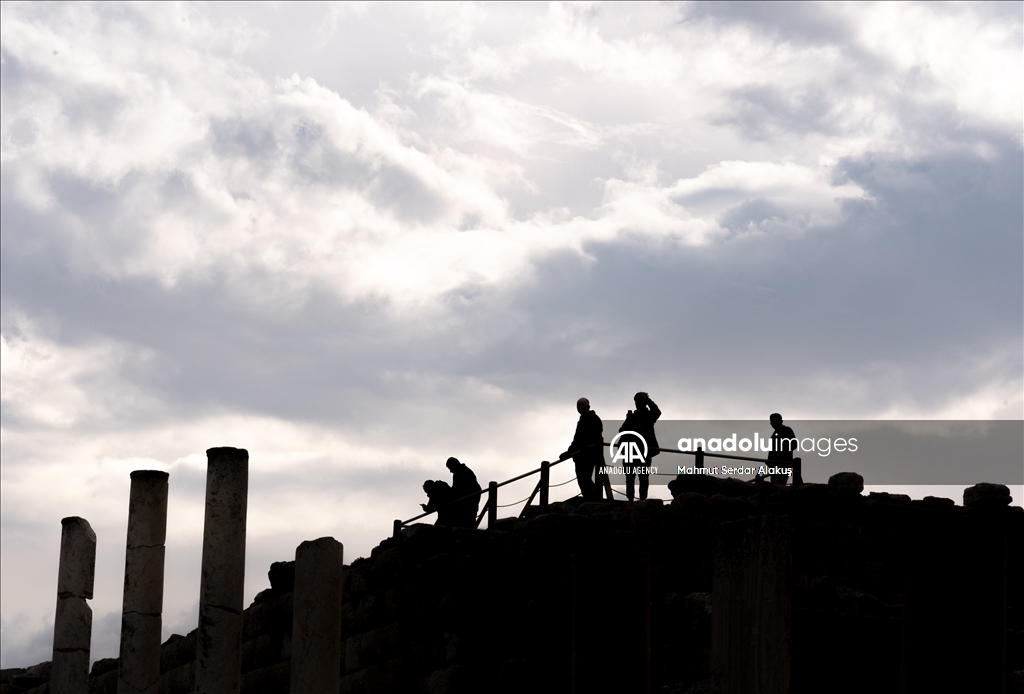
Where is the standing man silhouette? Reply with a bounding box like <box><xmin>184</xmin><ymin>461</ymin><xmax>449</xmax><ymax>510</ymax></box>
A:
<box><xmin>620</xmin><ymin>392</ymin><xmax>661</xmax><ymax>501</ymax></box>
<box><xmin>562</xmin><ymin>397</ymin><xmax>603</xmax><ymax>501</ymax></box>
<box><xmin>765</xmin><ymin>412</ymin><xmax>797</xmax><ymax>485</ymax></box>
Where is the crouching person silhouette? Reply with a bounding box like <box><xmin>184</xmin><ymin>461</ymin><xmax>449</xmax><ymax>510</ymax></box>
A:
<box><xmin>421</xmin><ymin>480</ymin><xmax>456</xmax><ymax>526</ymax></box>
<box><xmin>446</xmin><ymin>457</ymin><xmax>481</xmax><ymax>527</ymax></box>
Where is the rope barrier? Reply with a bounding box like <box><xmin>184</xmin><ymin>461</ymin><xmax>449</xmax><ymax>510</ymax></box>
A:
<box><xmin>395</xmin><ymin>441</ymin><xmax>801</xmax><ymax>535</ymax></box>
<box><xmin>496</xmin><ymin>495</ymin><xmax>533</xmax><ymax>508</ymax></box>
<box><xmin>497</xmin><ymin>477</ymin><xmax>582</xmax><ymax>507</ymax></box>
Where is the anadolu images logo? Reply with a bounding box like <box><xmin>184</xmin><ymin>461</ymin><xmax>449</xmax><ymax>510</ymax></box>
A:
<box><xmin>609</xmin><ymin>431</ymin><xmax>648</xmax><ymax>464</ymax></box>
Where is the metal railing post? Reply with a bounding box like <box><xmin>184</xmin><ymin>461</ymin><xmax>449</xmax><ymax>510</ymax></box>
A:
<box><xmin>540</xmin><ymin>461</ymin><xmax>550</xmax><ymax>506</ymax></box>
<box><xmin>696</xmin><ymin>446</ymin><xmax>705</xmax><ymax>471</ymax></box>
<box><xmin>792</xmin><ymin>457</ymin><xmax>803</xmax><ymax>486</ymax></box>
<box><xmin>393</xmin><ymin>519</ymin><xmax>402</xmax><ymax>537</ymax></box>
<box><xmin>487</xmin><ymin>482</ymin><xmax>498</xmax><ymax>528</ymax></box>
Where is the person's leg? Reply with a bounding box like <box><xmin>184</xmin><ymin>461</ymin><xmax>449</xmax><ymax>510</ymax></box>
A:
<box><xmin>584</xmin><ymin>462</ymin><xmax>600</xmax><ymax>500</ymax></box>
<box><xmin>639</xmin><ymin>473</ymin><xmax>648</xmax><ymax>500</ymax></box>
<box><xmin>625</xmin><ymin>467</ymin><xmax>635</xmax><ymax>501</ymax></box>
<box><xmin>575</xmin><ymin>460</ymin><xmax>596</xmax><ymax>499</ymax></box>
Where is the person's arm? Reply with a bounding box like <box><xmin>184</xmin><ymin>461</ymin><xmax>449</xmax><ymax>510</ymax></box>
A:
<box><xmin>648</xmin><ymin>399</ymin><xmax>662</xmax><ymax>423</ymax></box>
<box><xmin>564</xmin><ymin>419</ymin><xmax>585</xmax><ymax>458</ymax></box>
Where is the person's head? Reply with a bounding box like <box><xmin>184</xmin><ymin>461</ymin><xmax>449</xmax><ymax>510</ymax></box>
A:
<box><xmin>576</xmin><ymin>397</ymin><xmax>590</xmax><ymax>414</ymax></box>
<box><xmin>422</xmin><ymin>480</ymin><xmax>434</xmax><ymax>494</ymax></box>
<box><xmin>445</xmin><ymin>457</ymin><xmax>460</xmax><ymax>472</ymax></box>
<box><xmin>770</xmin><ymin>413</ymin><xmax>783</xmax><ymax>429</ymax></box>
<box><xmin>634</xmin><ymin>392</ymin><xmax>649</xmax><ymax>407</ymax></box>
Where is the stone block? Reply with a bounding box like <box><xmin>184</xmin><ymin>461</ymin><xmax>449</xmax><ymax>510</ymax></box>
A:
<box><xmin>267</xmin><ymin>562</ymin><xmax>294</xmax><ymax>595</ymax></box>
<box><xmin>338</xmin><ymin>667</ymin><xmax>370</xmax><ymax>694</ymax></box>
<box><xmin>573</xmin><ymin>502</ymin><xmax>611</xmax><ymax>515</ymax></box>
<box><xmin>671</xmin><ymin>492</ymin><xmax>710</xmax><ymax>514</ymax></box>
<box><xmin>159</xmin><ymin>633</ymin><xmax>195</xmax><ymax>675</ymax></box>
<box><xmin>866</xmin><ymin>491</ymin><xmax>912</xmax><ymax>505</ymax></box>
<box><xmin>344</xmin><ymin>635</ymin><xmax>362</xmax><ymax>674</ymax></box>
<box><xmin>242</xmin><ymin>593</ymin><xmax>291</xmax><ymax>643</ymax></box>
<box><xmin>118</xmin><ymin>612</ymin><xmax>161</xmax><ymax>692</ymax></box>
<box><xmin>157</xmin><ymin>661</ymin><xmax>193</xmax><ymax>694</ymax></box>
<box><xmin>126</xmin><ymin>472</ymin><xmax>169</xmax><ymax>549</ymax></box>
<box><xmin>53</xmin><ymin>597</ymin><xmax>92</xmax><ymax>651</ymax></box>
<box><xmin>239</xmin><ymin>661</ymin><xmax>288</xmax><ymax>694</ymax></box>
<box><xmin>91</xmin><ymin>668</ymin><xmax>118</xmax><ymax>694</ymax></box>
<box><xmin>57</xmin><ymin>518</ymin><xmax>96</xmax><ymax>600</ymax></box>
<box><xmin>708</xmin><ymin>494</ymin><xmax>748</xmax><ymax>518</ymax></box>
<box><xmin>122</xmin><ymin>546</ymin><xmax>165</xmax><ymax>615</ymax></box>
<box><xmin>240</xmin><ymin>634</ymin><xmax>278</xmax><ymax>675</ymax></box>
<box><xmin>422</xmin><ymin>665</ymin><xmax>468</xmax><ymax>694</ymax></box>
<box><xmin>90</xmin><ymin>658</ymin><xmax>118</xmax><ymax>678</ymax></box>
<box><xmin>964</xmin><ymin>483</ymin><xmax>1012</xmax><ymax>508</ymax></box>
<box><xmin>828</xmin><ymin>472</ymin><xmax>864</xmax><ymax>496</ymax></box>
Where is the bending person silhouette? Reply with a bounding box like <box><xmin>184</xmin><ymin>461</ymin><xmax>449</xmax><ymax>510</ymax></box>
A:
<box><xmin>446</xmin><ymin>457</ymin><xmax>481</xmax><ymax>527</ymax></box>
<box><xmin>421</xmin><ymin>480</ymin><xmax>456</xmax><ymax>527</ymax></box>
<box><xmin>562</xmin><ymin>397</ymin><xmax>603</xmax><ymax>500</ymax></box>
<box><xmin>619</xmin><ymin>392</ymin><xmax>661</xmax><ymax>501</ymax></box>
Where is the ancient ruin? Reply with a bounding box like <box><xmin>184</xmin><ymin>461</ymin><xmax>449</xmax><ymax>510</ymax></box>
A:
<box><xmin>2</xmin><ymin>449</ymin><xmax>1022</xmax><ymax>694</ymax></box>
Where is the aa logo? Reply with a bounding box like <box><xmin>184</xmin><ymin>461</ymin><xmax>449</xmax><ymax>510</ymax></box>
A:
<box><xmin>610</xmin><ymin>431</ymin><xmax>648</xmax><ymax>464</ymax></box>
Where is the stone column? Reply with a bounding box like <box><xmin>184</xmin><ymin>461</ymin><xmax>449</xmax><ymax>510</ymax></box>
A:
<box><xmin>118</xmin><ymin>470</ymin><xmax>169</xmax><ymax>694</ymax></box>
<box><xmin>711</xmin><ymin>515</ymin><xmax>792</xmax><ymax>694</ymax></box>
<box><xmin>572</xmin><ymin>532</ymin><xmax>650</xmax><ymax>694</ymax></box>
<box><xmin>290</xmin><ymin>537</ymin><xmax>344</xmax><ymax>694</ymax></box>
<box><xmin>195</xmin><ymin>447</ymin><xmax>249</xmax><ymax>694</ymax></box>
<box><xmin>52</xmin><ymin>516</ymin><xmax>96</xmax><ymax>694</ymax></box>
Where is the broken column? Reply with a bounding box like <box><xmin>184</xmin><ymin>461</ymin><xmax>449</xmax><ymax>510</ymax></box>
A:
<box><xmin>290</xmin><ymin>537</ymin><xmax>344</xmax><ymax>694</ymax></box>
<box><xmin>52</xmin><ymin>516</ymin><xmax>96</xmax><ymax>694</ymax></box>
<box><xmin>117</xmin><ymin>470</ymin><xmax>169</xmax><ymax>694</ymax></box>
<box><xmin>195</xmin><ymin>447</ymin><xmax>249</xmax><ymax>694</ymax></box>
<box><xmin>711</xmin><ymin>515</ymin><xmax>792</xmax><ymax>694</ymax></box>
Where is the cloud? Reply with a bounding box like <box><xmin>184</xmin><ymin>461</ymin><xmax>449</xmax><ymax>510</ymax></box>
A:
<box><xmin>1</xmin><ymin>1</ymin><xmax>1020</xmax><ymax>668</ymax></box>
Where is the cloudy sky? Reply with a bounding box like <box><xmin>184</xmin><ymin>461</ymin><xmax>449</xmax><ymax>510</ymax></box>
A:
<box><xmin>2</xmin><ymin>1</ymin><xmax>1021</xmax><ymax>667</ymax></box>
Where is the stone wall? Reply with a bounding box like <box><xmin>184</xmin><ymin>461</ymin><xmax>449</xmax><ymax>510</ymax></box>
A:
<box><xmin>3</xmin><ymin>478</ymin><xmax>1022</xmax><ymax>693</ymax></box>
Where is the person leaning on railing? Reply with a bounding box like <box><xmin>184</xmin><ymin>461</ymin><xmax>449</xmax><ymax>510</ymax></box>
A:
<box><xmin>446</xmin><ymin>457</ymin><xmax>481</xmax><ymax>527</ymax></box>
<box><xmin>421</xmin><ymin>480</ymin><xmax>457</xmax><ymax>526</ymax></box>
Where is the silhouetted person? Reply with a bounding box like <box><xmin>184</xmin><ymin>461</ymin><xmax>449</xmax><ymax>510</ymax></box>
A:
<box><xmin>446</xmin><ymin>457</ymin><xmax>481</xmax><ymax>527</ymax></box>
<box><xmin>763</xmin><ymin>412</ymin><xmax>797</xmax><ymax>485</ymax></box>
<box><xmin>421</xmin><ymin>479</ymin><xmax>456</xmax><ymax>526</ymax></box>
<box><xmin>562</xmin><ymin>397</ymin><xmax>603</xmax><ymax>500</ymax></box>
<box><xmin>619</xmin><ymin>392</ymin><xmax>661</xmax><ymax>501</ymax></box>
